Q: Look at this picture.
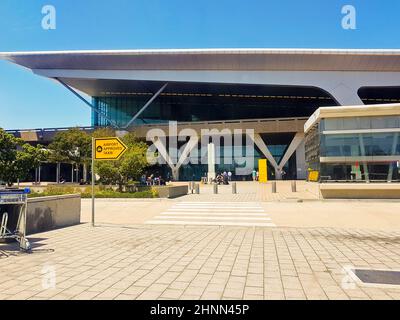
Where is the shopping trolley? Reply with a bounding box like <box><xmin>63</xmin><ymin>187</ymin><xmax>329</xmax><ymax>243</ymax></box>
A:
<box><xmin>0</xmin><ymin>188</ymin><xmax>31</xmax><ymax>252</ymax></box>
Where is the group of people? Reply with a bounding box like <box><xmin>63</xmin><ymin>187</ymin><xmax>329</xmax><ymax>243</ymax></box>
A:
<box><xmin>252</xmin><ymin>168</ymin><xmax>287</xmax><ymax>181</ymax></box>
<box><xmin>140</xmin><ymin>173</ymin><xmax>168</xmax><ymax>186</ymax></box>
<box><xmin>213</xmin><ymin>171</ymin><xmax>232</xmax><ymax>185</ymax></box>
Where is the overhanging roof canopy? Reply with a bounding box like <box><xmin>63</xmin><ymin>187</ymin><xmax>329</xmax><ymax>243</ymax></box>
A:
<box><xmin>2</xmin><ymin>48</ymin><xmax>400</xmax><ymax>71</ymax></box>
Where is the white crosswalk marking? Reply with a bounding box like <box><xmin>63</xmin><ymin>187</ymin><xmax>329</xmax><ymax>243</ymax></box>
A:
<box><xmin>145</xmin><ymin>202</ymin><xmax>276</xmax><ymax>227</ymax></box>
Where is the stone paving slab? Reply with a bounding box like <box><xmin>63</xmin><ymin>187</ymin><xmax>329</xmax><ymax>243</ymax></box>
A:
<box><xmin>1</xmin><ymin>223</ymin><xmax>400</xmax><ymax>300</ymax></box>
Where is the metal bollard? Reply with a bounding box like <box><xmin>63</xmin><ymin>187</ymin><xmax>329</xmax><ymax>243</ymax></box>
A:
<box><xmin>213</xmin><ymin>183</ymin><xmax>218</xmax><ymax>194</ymax></box>
<box><xmin>189</xmin><ymin>181</ymin><xmax>193</xmax><ymax>193</ymax></box>
<box><xmin>272</xmin><ymin>181</ymin><xmax>277</xmax><ymax>193</ymax></box>
<box><xmin>232</xmin><ymin>182</ymin><xmax>237</xmax><ymax>194</ymax></box>
<box><xmin>195</xmin><ymin>183</ymin><xmax>200</xmax><ymax>194</ymax></box>
<box><xmin>291</xmin><ymin>180</ymin><xmax>297</xmax><ymax>192</ymax></box>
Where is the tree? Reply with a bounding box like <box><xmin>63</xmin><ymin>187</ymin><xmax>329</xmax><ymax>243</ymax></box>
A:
<box><xmin>48</xmin><ymin>128</ymin><xmax>91</xmax><ymax>182</ymax></box>
<box><xmin>94</xmin><ymin>130</ymin><xmax>149</xmax><ymax>191</ymax></box>
<box><xmin>0</xmin><ymin>129</ymin><xmax>47</xmax><ymax>186</ymax></box>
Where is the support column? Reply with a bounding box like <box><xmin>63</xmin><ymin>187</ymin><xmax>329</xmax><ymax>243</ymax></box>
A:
<box><xmin>207</xmin><ymin>143</ymin><xmax>216</xmax><ymax>182</ymax></box>
<box><xmin>295</xmin><ymin>140</ymin><xmax>306</xmax><ymax>180</ymax></box>
<box><xmin>388</xmin><ymin>133</ymin><xmax>399</xmax><ymax>182</ymax></box>
<box><xmin>358</xmin><ymin>134</ymin><xmax>369</xmax><ymax>182</ymax></box>
<box><xmin>324</xmin><ymin>83</ymin><xmax>364</xmax><ymax>106</ymax></box>
<box><xmin>83</xmin><ymin>163</ymin><xmax>87</xmax><ymax>182</ymax></box>
<box><xmin>56</xmin><ymin>163</ymin><xmax>60</xmax><ymax>183</ymax></box>
<box><xmin>171</xmin><ymin>167</ymin><xmax>180</xmax><ymax>181</ymax></box>
<box><xmin>76</xmin><ymin>164</ymin><xmax>79</xmax><ymax>183</ymax></box>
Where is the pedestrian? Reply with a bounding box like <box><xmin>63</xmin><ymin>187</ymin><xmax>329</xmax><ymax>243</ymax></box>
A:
<box><xmin>228</xmin><ymin>171</ymin><xmax>232</xmax><ymax>181</ymax></box>
<box><xmin>256</xmin><ymin>171</ymin><xmax>259</xmax><ymax>181</ymax></box>
<box><xmin>252</xmin><ymin>169</ymin><xmax>256</xmax><ymax>181</ymax></box>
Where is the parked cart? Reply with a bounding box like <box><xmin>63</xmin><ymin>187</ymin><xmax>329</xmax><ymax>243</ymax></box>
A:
<box><xmin>0</xmin><ymin>188</ymin><xmax>31</xmax><ymax>252</ymax></box>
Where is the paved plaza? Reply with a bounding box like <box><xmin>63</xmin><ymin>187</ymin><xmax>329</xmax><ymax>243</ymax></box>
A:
<box><xmin>2</xmin><ymin>224</ymin><xmax>400</xmax><ymax>300</ymax></box>
<box><xmin>1</xmin><ymin>181</ymin><xmax>400</xmax><ymax>300</ymax></box>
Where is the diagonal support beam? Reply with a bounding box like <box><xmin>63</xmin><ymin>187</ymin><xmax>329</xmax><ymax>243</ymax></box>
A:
<box><xmin>124</xmin><ymin>83</ymin><xmax>168</xmax><ymax>128</ymax></box>
<box><xmin>176</xmin><ymin>135</ymin><xmax>199</xmax><ymax>170</ymax></box>
<box><xmin>152</xmin><ymin>135</ymin><xmax>199</xmax><ymax>181</ymax></box>
<box><xmin>252</xmin><ymin>134</ymin><xmax>279</xmax><ymax>170</ymax></box>
<box><xmin>55</xmin><ymin>78</ymin><xmax>120</xmax><ymax>128</ymax></box>
<box><xmin>277</xmin><ymin>132</ymin><xmax>304</xmax><ymax>170</ymax></box>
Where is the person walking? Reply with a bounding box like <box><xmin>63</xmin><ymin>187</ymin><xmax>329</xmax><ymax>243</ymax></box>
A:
<box><xmin>252</xmin><ymin>169</ymin><xmax>256</xmax><ymax>181</ymax></box>
<box><xmin>228</xmin><ymin>171</ymin><xmax>232</xmax><ymax>181</ymax></box>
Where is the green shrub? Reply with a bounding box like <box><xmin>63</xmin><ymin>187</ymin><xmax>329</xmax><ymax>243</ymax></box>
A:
<box><xmin>28</xmin><ymin>185</ymin><xmax>158</xmax><ymax>199</ymax></box>
<box><xmin>80</xmin><ymin>190</ymin><xmax>156</xmax><ymax>198</ymax></box>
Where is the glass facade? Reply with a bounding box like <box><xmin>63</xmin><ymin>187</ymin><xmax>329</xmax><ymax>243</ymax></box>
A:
<box><xmin>147</xmin><ymin>134</ymin><xmax>298</xmax><ymax>181</ymax></box>
<box><xmin>91</xmin><ymin>82</ymin><xmax>334</xmax><ymax>181</ymax></box>
<box><xmin>305</xmin><ymin>115</ymin><xmax>400</xmax><ymax>182</ymax></box>
<box><xmin>91</xmin><ymin>82</ymin><xmax>337</xmax><ymax>127</ymax></box>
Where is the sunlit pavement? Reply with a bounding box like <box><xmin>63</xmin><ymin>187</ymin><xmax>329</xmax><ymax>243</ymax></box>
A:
<box><xmin>2</xmin><ymin>181</ymin><xmax>400</xmax><ymax>300</ymax></box>
<box><xmin>1</xmin><ymin>223</ymin><xmax>400</xmax><ymax>300</ymax></box>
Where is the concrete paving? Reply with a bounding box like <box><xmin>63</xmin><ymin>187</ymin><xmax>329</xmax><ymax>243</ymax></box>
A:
<box><xmin>1</xmin><ymin>224</ymin><xmax>400</xmax><ymax>300</ymax></box>
<box><xmin>177</xmin><ymin>180</ymin><xmax>320</xmax><ymax>201</ymax></box>
<box><xmin>2</xmin><ymin>181</ymin><xmax>400</xmax><ymax>300</ymax></box>
<box><xmin>81</xmin><ymin>198</ymin><xmax>400</xmax><ymax>231</ymax></box>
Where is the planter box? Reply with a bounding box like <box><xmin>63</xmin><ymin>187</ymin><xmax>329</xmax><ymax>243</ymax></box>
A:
<box><xmin>26</xmin><ymin>194</ymin><xmax>81</xmax><ymax>234</ymax></box>
<box><xmin>320</xmin><ymin>183</ymin><xmax>400</xmax><ymax>199</ymax></box>
<box><xmin>153</xmin><ymin>185</ymin><xmax>188</xmax><ymax>198</ymax></box>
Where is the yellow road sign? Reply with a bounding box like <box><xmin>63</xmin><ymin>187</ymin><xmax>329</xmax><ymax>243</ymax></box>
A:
<box><xmin>308</xmin><ymin>170</ymin><xmax>319</xmax><ymax>182</ymax></box>
<box><xmin>94</xmin><ymin>137</ymin><xmax>128</xmax><ymax>160</ymax></box>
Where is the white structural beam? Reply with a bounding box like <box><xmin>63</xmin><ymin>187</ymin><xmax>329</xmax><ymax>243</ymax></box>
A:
<box><xmin>207</xmin><ymin>143</ymin><xmax>216</xmax><ymax>182</ymax></box>
<box><xmin>55</xmin><ymin>77</ymin><xmax>120</xmax><ymax>128</ymax></box>
<box><xmin>252</xmin><ymin>134</ymin><xmax>279</xmax><ymax>173</ymax></box>
<box><xmin>124</xmin><ymin>83</ymin><xmax>168</xmax><ymax>128</ymax></box>
<box><xmin>176</xmin><ymin>136</ymin><xmax>199</xmax><ymax>170</ymax></box>
<box><xmin>152</xmin><ymin>135</ymin><xmax>199</xmax><ymax>181</ymax></box>
<box><xmin>277</xmin><ymin>133</ymin><xmax>305</xmax><ymax>171</ymax></box>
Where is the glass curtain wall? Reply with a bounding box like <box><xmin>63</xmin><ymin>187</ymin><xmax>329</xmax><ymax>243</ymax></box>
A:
<box><xmin>306</xmin><ymin>116</ymin><xmax>400</xmax><ymax>182</ymax></box>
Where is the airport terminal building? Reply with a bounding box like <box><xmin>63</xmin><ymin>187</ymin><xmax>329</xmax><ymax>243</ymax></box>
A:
<box><xmin>2</xmin><ymin>48</ymin><xmax>400</xmax><ymax>181</ymax></box>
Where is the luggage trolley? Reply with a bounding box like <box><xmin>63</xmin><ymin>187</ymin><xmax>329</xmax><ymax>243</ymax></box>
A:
<box><xmin>0</xmin><ymin>188</ymin><xmax>31</xmax><ymax>252</ymax></box>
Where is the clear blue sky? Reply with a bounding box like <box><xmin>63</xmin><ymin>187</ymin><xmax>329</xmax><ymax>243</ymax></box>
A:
<box><xmin>1</xmin><ymin>0</ymin><xmax>399</xmax><ymax>129</ymax></box>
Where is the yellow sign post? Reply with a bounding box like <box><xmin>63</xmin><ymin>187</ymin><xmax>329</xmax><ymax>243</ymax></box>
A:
<box><xmin>258</xmin><ymin>159</ymin><xmax>268</xmax><ymax>183</ymax></box>
<box><xmin>94</xmin><ymin>137</ymin><xmax>128</xmax><ymax>160</ymax></box>
<box><xmin>91</xmin><ymin>137</ymin><xmax>128</xmax><ymax>226</ymax></box>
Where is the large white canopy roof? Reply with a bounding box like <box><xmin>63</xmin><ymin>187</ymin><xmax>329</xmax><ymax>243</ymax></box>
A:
<box><xmin>2</xmin><ymin>48</ymin><xmax>400</xmax><ymax>71</ymax></box>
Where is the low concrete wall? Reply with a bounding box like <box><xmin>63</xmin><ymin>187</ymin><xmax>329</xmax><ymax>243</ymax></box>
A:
<box><xmin>153</xmin><ymin>185</ymin><xmax>188</xmax><ymax>198</ymax></box>
<box><xmin>320</xmin><ymin>183</ymin><xmax>400</xmax><ymax>199</ymax></box>
<box><xmin>26</xmin><ymin>194</ymin><xmax>81</xmax><ymax>234</ymax></box>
